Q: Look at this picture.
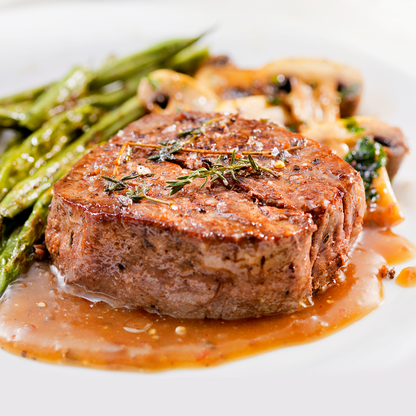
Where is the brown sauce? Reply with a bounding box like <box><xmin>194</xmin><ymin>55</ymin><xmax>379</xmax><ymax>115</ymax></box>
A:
<box><xmin>396</xmin><ymin>267</ymin><xmax>416</xmax><ymax>288</ymax></box>
<box><xmin>0</xmin><ymin>227</ymin><xmax>415</xmax><ymax>372</ymax></box>
<box><xmin>0</xmin><ymin>242</ymin><xmax>385</xmax><ymax>372</ymax></box>
<box><xmin>359</xmin><ymin>228</ymin><xmax>416</xmax><ymax>265</ymax></box>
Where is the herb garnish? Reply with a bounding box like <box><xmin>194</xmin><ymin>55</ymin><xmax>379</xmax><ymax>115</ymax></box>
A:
<box><xmin>147</xmin><ymin>76</ymin><xmax>160</xmax><ymax>91</ymax></box>
<box><xmin>267</xmin><ymin>96</ymin><xmax>283</xmax><ymax>106</ymax></box>
<box><xmin>345</xmin><ymin>137</ymin><xmax>387</xmax><ymax>202</ymax></box>
<box><xmin>148</xmin><ymin>117</ymin><xmax>223</xmax><ymax>162</ymax></box>
<box><xmin>166</xmin><ymin>149</ymin><xmax>278</xmax><ymax>195</ymax></box>
<box><xmin>101</xmin><ymin>173</ymin><xmax>143</xmax><ymax>192</ymax></box>
<box><xmin>126</xmin><ymin>180</ymin><xmax>172</xmax><ymax>205</ymax></box>
<box><xmin>344</xmin><ymin>117</ymin><xmax>365</xmax><ymax>135</ymax></box>
<box><xmin>102</xmin><ymin>173</ymin><xmax>170</xmax><ymax>206</ymax></box>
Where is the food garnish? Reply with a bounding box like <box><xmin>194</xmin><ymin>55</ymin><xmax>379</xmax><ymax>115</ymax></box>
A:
<box><xmin>345</xmin><ymin>137</ymin><xmax>387</xmax><ymax>201</ymax></box>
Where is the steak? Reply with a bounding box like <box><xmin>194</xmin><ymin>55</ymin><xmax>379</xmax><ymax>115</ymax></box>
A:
<box><xmin>45</xmin><ymin>112</ymin><xmax>366</xmax><ymax>319</ymax></box>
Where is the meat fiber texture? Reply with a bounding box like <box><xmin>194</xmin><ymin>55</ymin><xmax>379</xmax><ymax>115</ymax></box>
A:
<box><xmin>45</xmin><ymin>112</ymin><xmax>365</xmax><ymax>319</ymax></box>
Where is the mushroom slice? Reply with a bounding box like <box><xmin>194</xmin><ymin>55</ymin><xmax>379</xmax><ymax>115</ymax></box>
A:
<box><xmin>259</xmin><ymin>59</ymin><xmax>363</xmax><ymax>129</ymax></box>
<box><xmin>215</xmin><ymin>95</ymin><xmax>290</xmax><ymax>126</ymax></box>
<box><xmin>195</xmin><ymin>66</ymin><xmax>259</xmax><ymax>100</ymax></box>
<box><xmin>353</xmin><ymin>116</ymin><xmax>409</xmax><ymax>179</ymax></box>
<box><xmin>302</xmin><ymin>116</ymin><xmax>409</xmax><ymax>178</ymax></box>
<box><xmin>303</xmin><ymin>118</ymin><xmax>407</xmax><ymax>228</ymax></box>
<box><xmin>196</xmin><ymin>58</ymin><xmax>363</xmax><ymax>130</ymax></box>
<box><xmin>137</xmin><ymin>69</ymin><xmax>219</xmax><ymax>114</ymax></box>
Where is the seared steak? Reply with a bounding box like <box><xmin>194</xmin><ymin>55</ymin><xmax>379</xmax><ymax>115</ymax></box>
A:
<box><xmin>45</xmin><ymin>112</ymin><xmax>365</xmax><ymax>319</ymax></box>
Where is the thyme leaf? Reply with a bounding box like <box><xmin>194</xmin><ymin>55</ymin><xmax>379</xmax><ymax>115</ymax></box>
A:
<box><xmin>165</xmin><ymin>149</ymin><xmax>278</xmax><ymax>195</ymax></box>
<box><xmin>102</xmin><ymin>173</ymin><xmax>170</xmax><ymax>206</ymax></box>
<box><xmin>126</xmin><ymin>180</ymin><xmax>172</xmax><ymax>205</ymax></box>
<box><xmin>101</xmin><ymin>173</ymin><xmax>141</xmax><ymax>192</ymax></box>
<box><xmin>148</xmin><ymin>117</ymin><xmax>223</xmax><ymax>162</ymax></box>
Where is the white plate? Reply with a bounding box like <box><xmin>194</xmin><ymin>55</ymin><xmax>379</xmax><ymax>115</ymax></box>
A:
<box><xmin>1</xmin><ymin>1</ymin><xmax>416</xmax><ymax>414</ymax></box>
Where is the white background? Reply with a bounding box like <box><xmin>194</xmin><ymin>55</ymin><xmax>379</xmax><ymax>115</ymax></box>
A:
<box><xmin>0</xmin><ymin>1</ymin><xmax>415</xmax><ymax>415</ymax></box>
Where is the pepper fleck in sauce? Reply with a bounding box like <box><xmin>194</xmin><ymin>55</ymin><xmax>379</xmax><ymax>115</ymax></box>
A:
<box><xmin>0</xmin><ymin>228</ymin><xmax>414</xmax><ymax>372</ymax></box>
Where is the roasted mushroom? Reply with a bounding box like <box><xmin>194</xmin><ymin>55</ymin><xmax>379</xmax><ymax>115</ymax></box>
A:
<box><xmin>215</xmin><ymin>95</ymin><xmax>290</xmax><ymax>126</ymax></box>
<box><xmin>137</xmin><ymin>69</ymin><xmax>219</xmax><ymax>114</ymax></box>
<box><xmin>303</xmin><ymin>117</ymin><xmax>407</xmax><ymax>228</ymax></box>
<box><xmin>354</xmin><ymin>116</ymin><xmax>409</xmax><ymax>179</ymax></box>
<box><xmin>196</xmin><ymin>66</ymin><xmax>260</xmax><ymax>100</ymax></box>
<box><xmin>196</xmin><ymin>58</ymin><xmax>362</xmax><ymax>131</ymax></box>
<box><xmin>302</xmin><ymin>116</ymin><xmax>409</xmax><ymax>178</ymax></box>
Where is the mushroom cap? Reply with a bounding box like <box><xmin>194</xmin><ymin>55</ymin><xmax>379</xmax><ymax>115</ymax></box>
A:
<box><xmin>138</xmin><ymin>69</ymin><xmax>219</xmax><ymax>114</ymax></box>
<box><xmin>302</xmin><ymin>116</ymin><xmax>409</xmax><ymax>179</ymax></box>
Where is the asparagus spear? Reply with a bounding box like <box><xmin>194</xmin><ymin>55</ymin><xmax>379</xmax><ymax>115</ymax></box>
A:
<box><xmin>21</xmin><ymin>66</ymin><xmax>94</xmax><ymax>130</ymax></box>
<box><xmin>92</xmin><ymin>35</ymin><xmax>203</xmax><ymax>88</ymax></box>
<box><xmin>0</xmin><ymin>97</ymin><xmax>145</xmax><ymax>218</ymax></box>
<box><xmin>0</xmin><ymin>100</ymin><xmax>33</xmax><ymax>127</ymax></box>
<box><xmin>0</xmin><ymin>104</ymin><xmax>101</xmax><ymax>201</ymax></box>
<box><xmin>0</xmin><ymin>190</ymin><xmax>52</xmax><ymax>296</ymax></box>
<box><xmin>0</xmin><ymin>226</ymin><xmax>21</xmax><ymax>264</ymax></box>
<box><xmin>0</xmin><ymin>84</ymin><xmax>47</xmax><ymax>107</ymax></box>
<box><xmin>0</xmin><ymin>129</ymin><xmax>24</xmax><ymax>159</ymax></box>
<box><xmin>168</xmin><ymin>46</ymin><xmax>209</xmax><ymax>75</ymax></box>
<box><xmin>81</xmin><ymin>65</ymin><xmax>157</xmax><ymax>108</ymax></box>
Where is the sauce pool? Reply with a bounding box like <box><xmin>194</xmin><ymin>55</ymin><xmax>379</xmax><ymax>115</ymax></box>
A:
<box><xmin>396</xmin><ymin>267</ymin><xmax>416</xmax><ymax>288</ymax></box>
<box><xmin>0</xmin><ymin>243</ymin><xmax>385</xmax><ymax>372</ymax></box>
<box><xmin>0</xmin><ymin>227</ymin><xmax>414</xmax><ymax>372</ymax></box>
<box><xmin>359</xmin><ymin>228</ymin><xmax>416</xmax><ymax>265</ymax></box>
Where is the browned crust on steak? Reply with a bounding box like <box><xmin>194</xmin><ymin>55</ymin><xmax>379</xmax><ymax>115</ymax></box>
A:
<box><xmin>45</xmin><ymin>112</ymin><xmax>366</xmax><ymax>319</ymax></box>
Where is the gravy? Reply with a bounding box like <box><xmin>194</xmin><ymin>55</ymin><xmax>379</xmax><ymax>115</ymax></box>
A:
<box><xmin>359</xmin><ymin>228</ymin><xmax>416</xmax><ymax>265</ymax></box>
<box><xmin>0</xmin><ymin>242</ymin><xmax>384</xmax><ymax>371</ymax></box>
<box><xmin>0</xmin><ymin>227</ymin><xmax>414</xmax><ymax>371</ymax></box>
<box><xmin>396</xmin><ymin>267</ymin><xmax>416</xmax><ymax>288</ymax></box>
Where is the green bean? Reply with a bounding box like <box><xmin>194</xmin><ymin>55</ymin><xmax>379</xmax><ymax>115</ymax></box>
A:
<box><xmin>81</xmin><ymin>65</ymin><xmax>157</xmax><ymax>108</ymax></box>
<box><xmin>0</xmin><ymin>98</ymin><xmax>145</xmax><ymax>218</ymax></box>
<box><xmin>21</xmin><ymin>66</ymin><xmax>94</xmax><ymax>130</ymax></box>
<box><xmin>92</xmin><ymin>35</ymin><xmax>203</xmax><ymax>88</ymax></box>
<box><xmin>0</xmin><ymin>190</ymin><xmax>52</xmax><ymax>297</ymax></box>
<box><xmin>0</xmin><ymin>84</ymin><xmax>47</xmax><ymax>107</ymax></box>
<box><xmin>168</xmin><ymin>46</ymin><xmax>210</xmax><ymax>75</ymax></box>
<box><xmin>0</xmin><ymin>100</ymin><xmax>33</xmax><ymax>127</ymax></box>
<box><xmin>0</xmin><ymin>104</ymin><xmax>102</xmax><ymax>201</ymax></box>
<box><xmin>0</xmin><ymin>226</ymin><xmax>22</xmax><ymax>265</ymax></box>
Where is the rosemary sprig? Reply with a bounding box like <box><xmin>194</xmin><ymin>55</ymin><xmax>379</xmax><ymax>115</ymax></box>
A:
<box><xmin>148</xmin><ymin>117</ymin><xmax>223</xmax><ymax>162</ymax></box>
<box><xmin>166</xmin><ymin>149</ymin><xmax>278</xmax><ymax>195</ymax></box>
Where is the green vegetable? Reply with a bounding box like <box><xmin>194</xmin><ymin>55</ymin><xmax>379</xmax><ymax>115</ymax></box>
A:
<box><xmin>344</xmin><ymin>117</ymin><xmax>365</xmax><ymax>134</ymax></box>
<box><xmin>267</xmin><ymin>96</ymin><xmax>283</xmax><ymax>106</ymax></box>
<box><xmin>0</xmin><ymin>100</ymin><xmax>33</xmax><ymax>127</ymax></box>
<box><xmin>92</xmin><ymin>35</ymin><xmax>204</xmax><ymax>88</ymax></box>
<box><xmin>0</xmin><ymin>104</ymin><xmax>101</xmax><ymax>201</ymax></box>
<box><xmin>0</xmin><ymin>98</ymin><xmax>144</xmax><ymax>218</ymax></box>
<box><xmin>0</xmin><ymin>84</ymin><xmax>47</xmax><ymax>107</ymax></box>
<box><xmin>168</xmin><ymin>46</ymin><xmax>209</xmax><ymax>75</ymax></box>
<box><xmin>0</xmin><ymin>226</ymin><xmax>21</xmax><ymax>264</ymax></box>
<box><xmin>345</xmin><ymin>137</ymin><xmax>387</xmax><ymax>201</ymax></box>
<box><xmin>21</xmin><ymin>66</ymin><xmax>94</xmax><ymax>130</ymax></box>
<box><xmin>80</xmin><ymin>65</ymin><xmax>158</xmax><ymax>108</ymax></box>
<box><xmin>0</xmin><ymin>190</ymin><xmax>52</xmax><ymax>297</ymax></box>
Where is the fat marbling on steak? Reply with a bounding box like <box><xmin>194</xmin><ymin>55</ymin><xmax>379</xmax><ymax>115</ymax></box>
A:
<box><xmin>45</xmin><ymin>112</ymin><xmax>366</xmax><ymax>319</ymax></box>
